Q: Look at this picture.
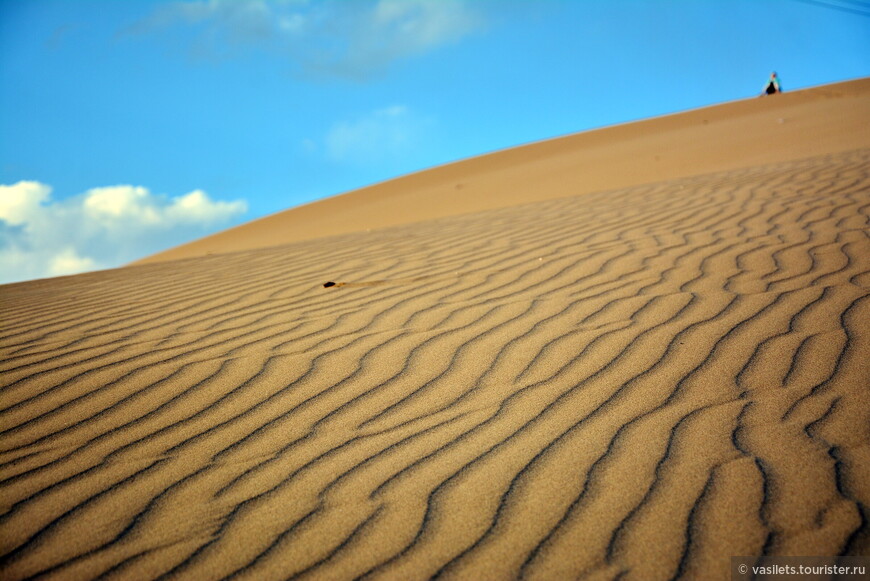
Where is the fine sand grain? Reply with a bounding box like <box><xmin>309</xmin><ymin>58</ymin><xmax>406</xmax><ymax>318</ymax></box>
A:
<box><xmin>1</xmin><ymin>79</ymin><xmax>869</xmax><ymax>580</ymax></box>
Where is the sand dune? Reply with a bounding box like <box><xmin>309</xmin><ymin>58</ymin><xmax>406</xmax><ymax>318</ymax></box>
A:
<box><xmin>2</xmin><ymin>80</ymin><xmax>870</xmax><ymax>580</ymax></box>
<box><xmin>137</xmin><ymin>77</ymin><xmax>870</xmax><ymax>265</ymax></box>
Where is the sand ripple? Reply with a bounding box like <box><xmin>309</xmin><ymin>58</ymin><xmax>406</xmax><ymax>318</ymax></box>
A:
<box><xmin>1</xmin><ymin>150</ymin><xmax>869</xmax><ymax>579</ymax></box>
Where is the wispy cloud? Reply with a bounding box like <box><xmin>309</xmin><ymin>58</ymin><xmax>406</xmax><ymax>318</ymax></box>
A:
<box><xmin>125</xmin><ymin>0</ymin><xmax>482</xmax><ymax>78</ymax></box>
<box><xmin>0</xmin><ymin>181</ymin><xmax>247</xmax><ymax>284</ymax></box>
<box><xmin>324</xmin><ymin>105</ymin><xmax>429</xmax><ymax>164</ymax></box>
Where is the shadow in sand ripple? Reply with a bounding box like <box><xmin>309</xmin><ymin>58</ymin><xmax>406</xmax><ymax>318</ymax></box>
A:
<box><xmin>1</xmin><ymin>134</ymin><xmax>869</xmax><ymax>581</ymax></box>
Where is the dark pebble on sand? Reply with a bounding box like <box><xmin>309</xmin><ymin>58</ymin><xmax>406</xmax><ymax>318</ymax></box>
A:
<box><xmin>323</xmin><ymin>281</ymin><xmax>336</xmax><ymax>288</ymax></box>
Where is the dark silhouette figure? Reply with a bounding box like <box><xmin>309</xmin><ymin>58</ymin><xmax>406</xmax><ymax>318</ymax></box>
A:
<box><xmin>762</xmin><ymin>72</ymin><xmax>782</xmax><ymax>96</ymax></box>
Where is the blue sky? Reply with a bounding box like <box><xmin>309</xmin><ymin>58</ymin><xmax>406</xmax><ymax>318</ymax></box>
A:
<box><xmin>1</xmin><ymin>0</ymin><xmax>868</xmax><ymax>283</ymax></box>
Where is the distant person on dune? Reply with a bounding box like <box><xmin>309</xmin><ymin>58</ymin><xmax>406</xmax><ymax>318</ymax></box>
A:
<box><xmin>762</xmin><ymin>72</ymin><xmax>782</xmax><ymax>96</ymax></box>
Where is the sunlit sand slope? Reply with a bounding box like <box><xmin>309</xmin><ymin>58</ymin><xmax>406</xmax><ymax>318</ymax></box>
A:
<box><xmin>1</xmin><ymin>149</ymin><xmax>869</xmax><ymax>580</ymax></box>
<box><xmin>137</xmin><ymin>77</ymin><xmax>870</xmax><ymax>264</ymax></box>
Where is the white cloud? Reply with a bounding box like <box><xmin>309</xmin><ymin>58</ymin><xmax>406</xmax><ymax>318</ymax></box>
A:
<box><xmin>0</xmin><ymin>181</ymin><xmax>247</xmax><ymax>284</ymax></box>
<box><xmin>324</xmin><ymin>105</ymin><xmax>429</xmax><ymax>164</ymax></box>
<box><xmin>126</xmin><ymin>0</ymin><xmax>482</xmax><ymax>79</ymax></box>
<box><xmin>371</xmin><ymin>0</ymin><xmax>479</xmax><ymax>55</ymax></box>
<box><xmin>49</xmin><ymin>248</ymin><xmax>99</xmax><ymax>277</ymax></box>
<box><xmin>0</xmin><ymin>181</ymin><xmax>51</xmax><ymax>225</ymax></box>
<box><xmin>83</xmin><ymin>185</ymin><xmax>160</xmax><ymax>223</ymax></box>
<box><xmin>167</xmin><ymin>189</ymin><xmax>245</xmax><ymax>223</ymax></box>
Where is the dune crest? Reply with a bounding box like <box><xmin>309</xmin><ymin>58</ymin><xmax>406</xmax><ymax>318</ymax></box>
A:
<box><xmin>136</xmin><ymin>77</ymin><xmax>870</xmax><ymax>265</ymax></box>
<box><xmin>2</xmin><ymin>81</ymin><xmax>870</xmax><ymax>580</ymax></box>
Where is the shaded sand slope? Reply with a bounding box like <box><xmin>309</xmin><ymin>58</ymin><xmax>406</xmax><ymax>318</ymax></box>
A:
<box><xmin>137</xmin><ymin>77</ymin><xmax>870</xmax><ymax>264</ymax></box>
<box><xmin>2</xmin><ymin>148</ymin><xmax>869</xmax><ymax>580</ymax></box>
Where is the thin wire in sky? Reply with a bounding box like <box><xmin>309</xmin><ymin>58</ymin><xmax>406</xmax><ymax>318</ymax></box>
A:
<box><xmin>830</xmin><ymin>0</ymin><xmax>870</xmax><ymax>9</ymax></box>
<box><xmin>790</xmin><ymin>0</ymin><xmax>870</xmax><ymax>17</ymax></box>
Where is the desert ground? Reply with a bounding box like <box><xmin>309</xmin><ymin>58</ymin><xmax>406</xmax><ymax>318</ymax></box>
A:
<box><xmin>1</xmin><ymin>78</ymin><xmax>869</xmax><ymax>580</ymax></box>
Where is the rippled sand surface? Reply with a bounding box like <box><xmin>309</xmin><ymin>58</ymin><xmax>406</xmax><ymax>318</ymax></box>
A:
<box><xmin>2</xmin><ymin>82</ymin><xmax>869</xmax><ymax>580</ymax></box>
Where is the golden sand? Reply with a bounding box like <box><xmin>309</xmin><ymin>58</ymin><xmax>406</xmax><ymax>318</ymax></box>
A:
<box><xmin>137</xmin><ymin>78</ymin><xmax>870</xmax><ymax>265</ymax></box>
<box><xmin>2</xmin><ymin>79</ymin><xmax>869</xmax><ymax>580</ymax></box>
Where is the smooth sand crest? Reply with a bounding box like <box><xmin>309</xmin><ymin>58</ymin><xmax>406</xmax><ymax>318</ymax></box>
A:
<box><xmin>2</xmin><ymin>82</ymin><xmax>870</xmax><ymax>580</ymax></box>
